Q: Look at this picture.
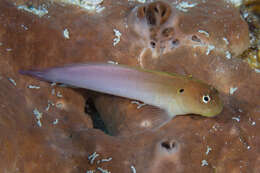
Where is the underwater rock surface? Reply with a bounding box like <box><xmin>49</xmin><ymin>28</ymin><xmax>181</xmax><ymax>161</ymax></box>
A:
<box><xmin>0</xmin><ymin>0</ymin><xmax>259</xmax><ymax>172</ymax></box>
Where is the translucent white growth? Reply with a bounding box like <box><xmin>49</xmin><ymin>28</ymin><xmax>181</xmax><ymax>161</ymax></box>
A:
<box><xmin>107</xmin><ymin>60</ymin><xmax>119</xmax><ymax>64</ymax></box>
<box><xmin>45</xmin><ymin>100</ymin><xmax>54</xmax><ymax>111</ymax></box>
<box><xmin>113</xmin><ymin>29</ymin><xmax>122</xmax><ymax>46</ymax></box>
<box><xmin>198</xmin><ymin>30</ymin><xmax>209</xmax><ymax>37</ymax></box>
<box><xmin>33</xmin><ymin>108</ymin><xmax>43</xmax><ymax>127</ymax></box>
<box><xmin>223</xmin><ymin>37</ymin><xmax>229</xmax><ymax>45</ymax></box>
<box><xmin>88</xmin><ymin>152</ymin><xmax>100</xmax><ymax>164</ymax></box>
<box><xmin>176</xmin><ymin>2</ymin><xmax>198</xmax><ymax>12</ymax></box>
<box><xmin>8</xmin><ymin>78</ymin><xmax>16</xmax><ymax>86</ymax></box>
<box><xmin>201</xmin><ymin>160</ymin><xmax>208</xmax><ymax>167</ymax></box>
<box><xmin>129</xmin><ymin>0</ymin><xmax>146</xmax><ymax>3</ymax></box>
<box><xmin>205</xmin><ymin>146</ymin><xmax>212</xmax><ymax>155</ymax></box>
<box><xmin>17</xmin><ymin>5</ymin><xmax>48</xmax><ymax>17</ymax></box>
<box><xmin>131</xmin><ymin>101</ymin><xmax>146</xmax><ymax>109</ymax></box>
<box><xmin>61</xmin><ymin>0</ymin><xmax>105</xmax><ymax>12</ymax></box>
<box><xmin>206</xmin><ymin>45</ymin><xmax>215</xmax><ymax>55</ymax></box>
<box><xmin>86</xmin><ymin>170</ymin><xmax>95</xmax><ymax>173</ymax></box>
<box><xmin>232</xmin><ymin>117</ymin><xmax>240</xmax><ymax>122</ymax></box>
<box><xmin>229</xmin><ymin>87</ymin><xmax>238</xmax><ymax>95</ymax></box>
<box><xmin>97</xmin><ymin>157</ymin><xmax>112</xmax><ymax>164</ymax></box>
<box><xmin>131</xmin><ymin>165</ymin><xmax>137</xmax><ymax>173</ymax></box>
<box><xmin>56</xmin><ymin>91</ymin><xmax>63</xmax><ymax>98</ymax></box>
<box><xmin>21</xmin><ymin>24</ymin><xmax>29</xmax><ymax>30</ymax></box>
<box><xmin>51</xmin><ymin>88</ymin><xmax>55</xmax><ymax>95</ymax></box>
<box><xmin>63</xmin><ymin>28</ymin><xmax>70</xmax><ymax>39</ymax></box>
<box><xmin>55</xmin><ymin>102</ymin><xmax>64</xmax><ymax>109</ymax></box>
<box><xmin>225</xmin><ymin>51</ymin><xmax>231</xmax><ymax>59</ymax></box>
<box><xmin>97</xmin><ymin>167</ymin><xmax>110</xmax><ymax>173</ymax></box>
<box><xmin>225</xmin><ymin>0</ymin><xmax>243</xmax><ymax>7</ymax></box>
<box><xmin>96</xmin><ymin>5</ymin><xmax>105</xmax><ymax>13</ymax></box>
<box><xmin>28</xmin><ymin>85</ymin><xmax>40</xmax><ymax>89</ymax></box>
<box><xmin>53</xmin><ymin>118</ymin><xmax>59</xmax><ymax>125</ymax></box>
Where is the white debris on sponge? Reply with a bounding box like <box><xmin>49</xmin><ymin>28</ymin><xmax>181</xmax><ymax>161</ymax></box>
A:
<box><xmin>21</xmin><ymin>24</ymin><xmax>29</xmax><ymax>30</ymax></box>
<box><xmin>51</xmin><ymin>88</ymin><xmax>55</xmax><ymax>95</ymax></box>
<box><xmin>96</xmin><ymin>5</ymin><xmax>105</xmax><ymax>13</ymax></box>
<box><xmin>56</xmin><ymin>91</ymin><xmax>63</xmax><ymax>98</ymax></box>
<box><xmin>61</xmin><ymin>0</ymin><xmax>105</xmax><ymax>13</ymax></box>
<box><xmin>198</xmin><ymin>30</ymin><xmax>209</xmax><ymax>37</ymax></box>
<box><xmin>176</xmin><ymin>2</ymin><xmax>198</xmax><ymax>12</ymax></box>
<box><xmin>225</xmin><ymin>51</ymin><xmax>232</xmax><ymax>59</ymax></box>
<box><xmin>225</xmin><ymin>0</ymin><xmax>243</xmax><ymax>7</ymax></box>
<box><xmin>232</xmin><ymin>117</ymin><xmax>240</xmax><ymax>122</ymax></box>
<box><xmin>45</xmin><ymin>100</ymin><xmax>54</xmax><ymax>111</ymax></box>
<box><xmin>206</xmin><ymin>45</ymin><xmax>215</xmax><ymax>55</ymax></box>
<box><xmin>17</xmin><ymin>5</ymin><xmax>48</xmax><ymax>17</ymax></box>
<box><xmin>131</xmin><ymin>101</ymin><xmax>146</xmax><ymax>109</ymax></box>
<box><xmin>53</xmin><ymin>118</ymin><xmax>59</xmax><ymax>125</ymax></box>
<box><xmin>223</xmin><ymin>37</ymin><xmax>229</xmax><ymax>45</ymax></box>
<box><xmin>229</xmin><ymin>87</ymin><xmax>238</xmax><ymax>95</ymax></box>
<box><xmin>56</xmin><ymin>102</ymin><xmax>64</xmax><ymax>109</ymax></box>
<box><xmin>248</xmin><ymin>117</ymin><xmax>256</xmax><ymax>126</ymax></box>
<box><xmin>33</xmin><ymin>108</ymin><xmax>43</xmax><ymax>127</ymax></box>
<box><xmin>86</xmin><ymin>170</ymin><xmax>95</xmax><ymax>173</ymax></box>
<box><xmin>88</xmin><ymin>152</ymin><xmax>100</xmax><ymax>164</ymax></box>
<box><xmin>201</xmin><ymin>160</ymin><xmax>208</xmax><ymax>167</ymax></box>
<box><xmin>113</xmin><ymin>29</ymin><xmax>122</xmax><ymax>46</ymax></box>
<box><xmin>97</xmin><ymin>167</ymin><xmax>110</xmax><ymax>173</ymax></box>
<box><xmin>8</xmin><ymin>78</ymin><xmax>16</xmax><ymax>86</ymax></box>
<box><xmin>205</xmin><ymin>146</ymin><xmax>212</xmax><ymax>155</ymax></box>
<box><xmin>129</xmin><ymin>0</ymin><xmax>146</xmax><ymax>3</ymax></box>
<box><xmin>97</xmin><ymin>157</ymin><xmax>112</xmax><ymax>164</ymax></box>
<box><xmin>131</xmin><ymin>165</ymin><xmax>137</xmax><ymax>173</ymax></box>
<box><xmin>107</xmin><ymin>60</ymin><xmax>119</xmax><ymax>64</ymax></box>
<box><xmin>28</xmin><ymin>85</ymin><xmax>40</xmax><ymax>89</ymax></box>
<box><xmin>63</xmin><ymin>28</ymin><xmax>70</xmax><ymax>39</ymax></box>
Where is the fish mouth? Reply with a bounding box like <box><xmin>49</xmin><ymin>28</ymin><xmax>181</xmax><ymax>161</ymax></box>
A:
<box><xmin>202</xmin><ymin>104</ymin><xmax>224</xmax><ymax>117</ymax></box>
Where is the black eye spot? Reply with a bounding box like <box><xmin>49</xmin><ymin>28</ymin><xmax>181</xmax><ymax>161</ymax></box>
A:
<box><xmin>143</xmin><ymin>7</ymin><xmax>146</xmax><ymax>13</ymax></box>
<box><xmin>154</xmin><ymin>7</ymin><xmax>159</xmax><ymax>13</ymax></box>
<box><xmin>150</xmin><ymin>41</ymin><xmax>156</xmax><ymax>48</ymax></box>
<box><xmin>172</xmin><ymin>39</ymin><xmax>179</xmax><ymax>46</ymax></box>
<box><xmin>179</xmin><ymin>88</ymin><xmax>184</xmax><ymax>93</ymax></box>
<box><xmin>161</xmin><ymin>9</ymin><xmax>166</xmax><ymax>17</ymax></box>
<box><xmin>191</xmin><ymin>35</ymin><xmax>201</xmax><ymax>42</ymax></box>
<box><xmin>202</xmin><ymin>95</ymin><xmax>211</xmax><ymax>103</ymax></box>
<box><xmin>147</xmin><ymin>12</ymin><xmax>156</xmax><ymax>25</ymax></box>
<box><xmin>161</xmin><ymin>141</ymin><xmax>176</xmax><ymax>150</ymax></box>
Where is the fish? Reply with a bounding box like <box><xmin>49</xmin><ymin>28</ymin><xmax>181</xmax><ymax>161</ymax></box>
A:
<box><xmin>19</xmin><ymin>63</ymin><xmax>223</xmax><ymax>118</ymax></box>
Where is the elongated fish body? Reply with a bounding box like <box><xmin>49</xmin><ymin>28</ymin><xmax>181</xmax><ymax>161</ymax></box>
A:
<box><xmin>20</xmin><ymin>63</ymin><xmax>223</xmax><ymax>118</ymax></box>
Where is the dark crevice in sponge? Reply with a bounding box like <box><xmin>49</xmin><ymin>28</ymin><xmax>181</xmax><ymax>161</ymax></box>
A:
<box><xmin>85</xmin><ymin>98</ymin><xmax>109</xmax><ymax>134</ymax></box>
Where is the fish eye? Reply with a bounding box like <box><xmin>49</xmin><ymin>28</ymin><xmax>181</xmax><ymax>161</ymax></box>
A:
<box><xmin>178</xmin><ymin>88</ymin><xmax>184</xmax><ymax>93</ymax></box>
<box><xmin>150</xmin><ymin>41</ymin><xmax>156</xmax><ymax>48</ymax></box>
<box><xmin>202</xmin><ymin>95</ymin><xmax>210</xmax><ymax>103</ymax></box>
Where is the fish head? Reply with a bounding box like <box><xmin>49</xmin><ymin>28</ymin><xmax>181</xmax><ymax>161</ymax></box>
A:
<box><xmin>175</xmin><ymin>81</ymin><xmax>223</xmax><ymax>117</ymax></box>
